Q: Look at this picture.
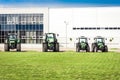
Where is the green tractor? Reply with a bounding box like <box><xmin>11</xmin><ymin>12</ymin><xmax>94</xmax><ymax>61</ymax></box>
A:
<box><xmin>42</xmin><ymin>33</ymin><xmax>59</xmax><ymax>52</ymax></box>
<box><xmin>4</xmin><ymin>33</ymin><xmax>21</xmax><ymax>51</ymax></box>
<box><xmin>91</xmin><ymin>36</ymin><xmax>108</xmax><ymax>52</ymax></box>
<box><xmin>76</xmin><ymin>36</ymin><xmax>90</xmax><ymax>52</ymax></box>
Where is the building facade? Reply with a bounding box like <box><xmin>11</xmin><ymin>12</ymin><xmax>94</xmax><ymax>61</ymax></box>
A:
<box><xmin>0</xmin><ymin>8</ymin><xmax>49</xmax><ymax>44</ymax></box>
<box><xmin>0</xmin><ymin>7</ymin><xmax>120</xmax><ymax>48</ymax></box>
<box><xmin>49</xmin><ymin>7</ymin><xmax>120</xmax><ymax>48</ymax></box>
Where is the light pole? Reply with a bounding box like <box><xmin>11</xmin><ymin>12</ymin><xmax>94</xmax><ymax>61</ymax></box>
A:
<box><xmin>64</xmin><ymin>21</ymin><xmax>69</xmax><ymax>48</ymax></box>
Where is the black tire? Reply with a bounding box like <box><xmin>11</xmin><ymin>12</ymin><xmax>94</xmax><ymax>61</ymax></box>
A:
<box><xmin>76</xmin><ymin>43</ymin><xmax>80</xmax><ymax>52</ymax></box>
<box><xmin>86</xmin><ymin>45</ymin><xmax>90</xmax><ymax>52</ymax></box>
<box><xmin>104</xmin><ymin>46</ymin><xmax>108</xmax><ymax>52</ymax></box>
<box><xmin>94</xmin><ymin>46</ymin><xmax>98</xmax><ymax>52</ymax></box>
<box><xmin>4</xmin><ymin>43</ymin><xmax>9</xmax><ymax>51</ymax></box>
<box><xmin>17</xmin><ymin>43</ymin><xmax>21</xmax><ymax>51</ymax></box>
<box><xmin>55</xmin><ymin>43</ymin><xmax>59</xmax><ymax>52</ymax></box>
<box><xmin>43</xmin><ymin>43</ymin><xmax>47</xmax><ymax>52</ymax></box>
<box><xmin>91</xmin><ymin>43</ymin><xmax>95</xmax><ymax>52</ymax></box>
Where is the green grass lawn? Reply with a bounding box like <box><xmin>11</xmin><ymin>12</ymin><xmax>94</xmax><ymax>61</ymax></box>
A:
<box><xmin>0</xmin><ymin>51</ymin><xmax>120</xmax><ymax>80</ymax></box>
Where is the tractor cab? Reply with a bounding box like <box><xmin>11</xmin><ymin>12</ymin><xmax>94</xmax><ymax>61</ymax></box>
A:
<box><xmin>76</xmin><ymin>36</ymin><xmax>90</xmax><ymax>52</ymax></box>
<box><xmin>4</xmin><ymin>33</ymin><xmax>21</xmax><ymax>51</ymax></box>
<box><xmin>78</xmin><ymin>37</ymin><xmax>88</xmax><ymax>43</ymax></box>
<box><xmin>92</xmin><ymin>36</ymin><xmax>108</xmax><ymax>52</ymax></box>
<box><xmin>7</xmin><ymin>34</ymin><xmax>17</xmax><ymax>42</ymax></box>
<box><xmin>94</xmin><ymin>37</ymin><xmax>105</xmax><ymax>43</ymax></box>
<box><xmin>43</xmin><ymin>33</ymin><xmax>59</xmax><ymax>52</ymax></box>
<box><xmin>8</xmin><ymin>34</ymin><xmax>17</xmax><ymax>39</ymax></box>
<box><xmin>45</xmin><ymin>33</ymin><xmax>57</xmax><ymax>43</ymax></box>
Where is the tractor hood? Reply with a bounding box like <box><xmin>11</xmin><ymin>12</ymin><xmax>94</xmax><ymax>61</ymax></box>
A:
<box><xmin>97</xmin><ymin>42</ymin><xmax>104</xmax><ymax>48</ymax></box>
<box><xmin>80</xmin><ymin>42</ymin><xmax>86</xmax><ymax>48</ymax></box>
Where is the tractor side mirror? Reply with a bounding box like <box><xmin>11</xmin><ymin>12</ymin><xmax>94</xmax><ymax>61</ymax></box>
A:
<box><xmin>70</xmin><ymin>38</ymin><xmax>72</xmax><ymax>41</ymax></box>
<box><xmin>57</xmin><ymin>34</ymin><xmax>59</xmax><ymax>36</ymax></box>
<box><xmin>89</xmin><ymin>38</ymin><xmax>90</xmax><ymax>40</ymax></box>
<box><xmin>106</xmin><ymin>38</ymin><xmax>107</xmax><ymax>40</ymax></box>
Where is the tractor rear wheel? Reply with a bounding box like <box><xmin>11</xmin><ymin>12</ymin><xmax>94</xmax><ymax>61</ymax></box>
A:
<box><xmin>43</xmin><ymin>43</ymin><xmax>47</xmax><ymax>52</ymax></box>
<box><xmin>4</xmin><ymin>43</ymin><xmax>9</xmax><ymax>51</ymax></box>
<box><xmin>104</xmin><ymin>46</ymin><xmax>108</xmax><ymax>52</ymax></box>
<box><xmin>76</xmin><ymin>43</ymin><xmax>80</xmax><ymax>52</ymax></box>
<box><xmin>94</xmin><ymin>46</ymin><xmax>98</xmax><ymax>52</ymax></box>
<box><xmin>76</xmin><ymin>47</ymin><xmax>80</xmax><ymax>52</ymax></box>
<box><xmin>86</xmin><ymin>45</ymin><xmax>90</xmax><ymax>52</ymax></box>
<box><xmin>17</xmin><ymin>43</ymin><xmax>21</xmax><ymax>51</ymax></box>
<box><xmin>55</xmin><ymin>43</ymin><xmax>59</xmax><ymax>52</ymax></box>
<box><xmin>91</xmin><ymin>44</ymin><xmax>95</xmax><ymax>52</ymax></box>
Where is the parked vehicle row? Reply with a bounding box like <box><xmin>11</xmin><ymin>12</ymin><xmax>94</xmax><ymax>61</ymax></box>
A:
<box><xmin>4</xmin><ymin>33</ymin><xmax>108</xmax><ymax>52</ymax></box>
<box><xmin>76</xmin><ymin>36</ymin><xmax>108</xmax><ymax>52</ymax></box>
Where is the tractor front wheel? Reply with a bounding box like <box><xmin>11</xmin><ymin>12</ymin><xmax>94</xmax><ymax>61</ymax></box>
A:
<box><xmin>43</xmin><ymin>43</ymin><xmax>47</xmax><ymax>52</ymax></box>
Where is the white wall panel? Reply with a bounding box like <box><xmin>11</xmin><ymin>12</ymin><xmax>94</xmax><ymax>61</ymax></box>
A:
<box><xmin>49</xmin><ymin>7</ymin><xmax>120</xmax><ymax>48</ymax></box>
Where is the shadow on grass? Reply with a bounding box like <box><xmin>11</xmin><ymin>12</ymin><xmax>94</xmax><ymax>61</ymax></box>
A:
<box><xmin>3</xmin><ymin>50</ymin><xmax>27</xmax><ymax>52</ymax></box>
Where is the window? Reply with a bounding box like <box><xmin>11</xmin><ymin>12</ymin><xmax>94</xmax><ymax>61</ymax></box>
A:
<box><xmin>73</xmin><ymin>27</ymin><xmax>120</xmax><ymax>30</ymax></box>
<box><xmin>0</xmin><ymin>14</ymin><xmax>44</xmax><ymax>44</ymax></box>
<box><xmin>73</xmin><ymin>27</ymin><xmax>76</xmax><ymax>30</ymax></box>
<box><xmin>40</xmin><ymin>14</ymin><xmax>43</xmax><ymax>21</ymax></box>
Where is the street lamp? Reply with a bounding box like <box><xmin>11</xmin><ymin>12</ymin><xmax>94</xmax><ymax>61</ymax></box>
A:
<box><xmin>64</xmin><ymin>21</ymin><xmax>69</xmax><ymax>48</ymax></box>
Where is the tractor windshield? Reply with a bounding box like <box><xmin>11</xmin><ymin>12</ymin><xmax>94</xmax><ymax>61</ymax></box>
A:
<box><xmin>9</xmin><ymin>35</ymin><xmax>17</xmax><ymax>39</ymax></box>
<box><xmin>96</xmin><ymin>38</ymin><xmax>104</xmax><ymax>43</ymax></box>
<box><xmin>46</xmin><ymin>34</ymin><xmax>54</xmax><ymax>42</ymax></box>
<box><xmin>47</xmin><ymin>34</ymin><xmax>54</xmax><ymax>38</ymax></box>
<box><xmin>79</xmin><ymin>38</ymin><xmax>87</xmax><ymax>43</ymax></box>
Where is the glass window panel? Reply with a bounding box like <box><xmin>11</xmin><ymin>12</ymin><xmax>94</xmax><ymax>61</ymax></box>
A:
<box><xmin>33</xmin><ymin>25</ymin><xmax>36</xmax><ymax>31</ymax></box>
<box><xmin>0</xmin><ymin>25</ymin><xmax>1</xmax><ymax>31</ymax></box>
<box><xmin>40</xmin><ymin>24</ymin><xmax>43</xmax><ymax>31</ymax></box>
<box><xmin>40</xmin><ymin>14</ymin><xmax>43</xmax><ymax>21</ymax></box>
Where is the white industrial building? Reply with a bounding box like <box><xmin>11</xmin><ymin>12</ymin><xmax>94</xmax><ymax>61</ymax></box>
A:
<box><xmin>49</xmin><ymin>7</ymin><xmax>120</xmax><ymax>48</ymax></box>
<box><xmin>0</xmin><ymin>7</ymin><xmax>120</xmax><ymax>49</ymax></box>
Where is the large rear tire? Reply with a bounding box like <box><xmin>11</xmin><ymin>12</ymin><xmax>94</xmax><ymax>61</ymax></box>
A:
<box><xmin>17</xmin><ymin>43</ymin><xmax>21</xmax><ymax>51</ymax></box>
<box><xmin>91</xmin><ymin>43</ymin><xmax>95</xmax><ymax>52</ymax></box>
<box><xmin>4</xmin><ymin>43</ymin><xmax>9</xmax><ymax>51</ymax></box>
<box><xmin>76</xmin><ymin>43</ymin><xmax>80</xmax><ymax>52</ymax></box>
<box><xmin>94</xmin><ymin>46</ymin><xmax>98</xmax><ymax>52</ymax></box>
<box><xmin>43</xmin><ymin>43</ymin><xmax>47</xmax><ymax>52</ymax></box>
<box><xmin>104</xmin><ymin>46</ymin><xmax>108</xmax><ymax>52</ymax></box>
<box><xmin>86</xmin><ymin>45</ymin><xmax>90</xmax><ymax>52</ymax></box>
<box><xmin>55</xmin><ymin>43</ymin><xmax>59</xmax><ymax>52</ymax></box>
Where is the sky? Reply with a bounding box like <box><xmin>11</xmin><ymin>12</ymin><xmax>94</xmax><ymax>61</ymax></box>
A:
<box><xmin>0</xmin><ymin>0</ymin><xmax>120</xmax><ymax>7</ymax></box>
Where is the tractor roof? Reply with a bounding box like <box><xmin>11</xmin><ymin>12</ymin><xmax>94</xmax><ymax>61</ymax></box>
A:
<box><xmin>46</xmin><ymin>33</ymin><xmax>55</xmax><ymax>34</ymax></box>
<box><xmin>79</xmin><ymin>36</ymin><xmax>87</xmax><ymax>39</ymax></box>
<box><xmin>94</xmin><ymin>36</ymin><xmax>104</xmax><ymax>39</ymax></box>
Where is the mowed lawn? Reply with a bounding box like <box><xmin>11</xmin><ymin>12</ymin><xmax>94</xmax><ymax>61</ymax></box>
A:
<box><xmin>0</xmin><ymin>51</ymin><xmax>120</xmax><ymax>80</ymax></box>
